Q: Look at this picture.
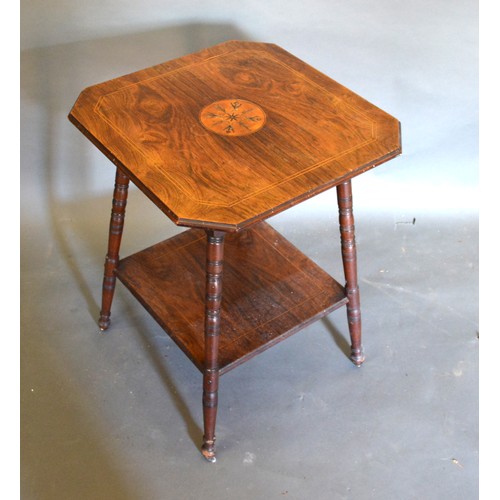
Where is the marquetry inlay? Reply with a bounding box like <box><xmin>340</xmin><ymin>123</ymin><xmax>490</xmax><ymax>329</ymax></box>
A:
<box><xmin>200</xmin><ymin>99</ymin><xmax>266</xmax><ymax>136</ymax></box>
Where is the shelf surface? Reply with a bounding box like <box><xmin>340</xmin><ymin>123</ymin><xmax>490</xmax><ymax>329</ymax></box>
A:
<box><xmin>115</xmin><ymin>222</ymin><xmax>347</xmax><ymax>374</ymax></box>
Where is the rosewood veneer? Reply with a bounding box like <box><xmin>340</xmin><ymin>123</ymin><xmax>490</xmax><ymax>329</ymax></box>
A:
<box><xmin>69</xmin><ymin>40</ymin><xmax>401</xmax><ymax>462</ymax></box>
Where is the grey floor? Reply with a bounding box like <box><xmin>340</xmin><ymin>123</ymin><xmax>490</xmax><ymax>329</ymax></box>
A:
<box><xmin>21</xmin><ymin>23</ymin><xmax>478</xmax><ymax>500</ymax></box>
<box><xmin>21</xmin><ymin>189</ymin><xmax>478</xmax><ymax>499</ymax></box>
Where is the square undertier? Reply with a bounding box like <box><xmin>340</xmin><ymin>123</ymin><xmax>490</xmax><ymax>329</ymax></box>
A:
<box><xmin>115</xmin><ymin>222</ymin><xmax>347</xmax><ymax>375</ymax></box>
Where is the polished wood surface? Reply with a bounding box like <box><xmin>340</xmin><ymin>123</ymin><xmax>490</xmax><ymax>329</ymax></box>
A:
<box><xmin>69</xmin><ymin>42</ymin><xmax>402</xmax><ymax>462</ymax></box>
<box><xmin>114</xmin><ymin>222</ymin><xmax>348</xmax><ymax>374</ymax></box>
<box><xmin>69</xmin><ymin>40</ymin><xmax>401</xmax><ymax>232</ymax></box>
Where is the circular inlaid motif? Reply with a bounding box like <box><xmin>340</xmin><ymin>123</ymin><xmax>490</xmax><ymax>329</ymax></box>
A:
<box><xmin>200</xmin><ymin>99</ymin><xmax>266</xmax><ymax>136</ymax></box>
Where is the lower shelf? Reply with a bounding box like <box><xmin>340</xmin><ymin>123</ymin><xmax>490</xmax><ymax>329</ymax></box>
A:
<box><xmin>115</xmin><ymin>222</ymin><xmax>347</xmax><ymax>375</ymax></box>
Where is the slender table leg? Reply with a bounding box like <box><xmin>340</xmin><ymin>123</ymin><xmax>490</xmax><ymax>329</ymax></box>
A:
<box><xmin>337</xmin><ymin>180</ymin><xmax>365</xmax><ymax>366</ymax></box>
<box><xmin>201</xmin><ymin>230</ymin><xmax>225</xmax><ymax>462</ymax></box>
<box><xmin>98</xmin><ymin>168</ymin><xmax>130</xmax><ymax>331</ymax></box>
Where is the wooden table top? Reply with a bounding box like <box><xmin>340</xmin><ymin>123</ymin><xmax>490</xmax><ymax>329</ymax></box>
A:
<box><xmin>69</xmin><ymin>41</ymin><xmax>401</xmax><ymax>231</ymax></box>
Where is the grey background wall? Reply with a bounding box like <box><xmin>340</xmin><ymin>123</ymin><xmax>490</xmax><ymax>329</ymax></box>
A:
<box><xmin>20</xmin><ymin>1</ymin><xmax>480</xmax><ymax>499</ymax></box>
<box><xmin>21</xmin><ymin>0</ymin><xmax>478</xmax><ymax>220</ymax></box>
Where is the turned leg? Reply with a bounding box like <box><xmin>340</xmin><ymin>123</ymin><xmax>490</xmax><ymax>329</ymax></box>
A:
<box><xmin>337</xmin><ymin>180</ymin><xmax>365</xmax><ymax>366</ymax></box>
<box><xmin>98</xmin><ymin>168</ymin><xmax>130</xmax><ymax>331</ymax></box>
<box><xmin>201</xmin><ymin>230</ymin><xmax>225</xmax><ymax>462</ymax></box>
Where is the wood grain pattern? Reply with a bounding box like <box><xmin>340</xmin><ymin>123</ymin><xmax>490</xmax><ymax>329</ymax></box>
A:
<box><xmin>114</xmin><ymin>222</ymin><xmax>348</xmax><ymax>374</ymax></box>
<box><xmin>68</xmin><ymin>41</ymin><xmax>401</xmax><ymax>231</ymax></box>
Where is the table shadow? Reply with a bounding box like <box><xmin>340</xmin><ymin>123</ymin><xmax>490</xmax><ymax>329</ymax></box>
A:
<box><xmin>21</xmin><ymin>21</ymin><xmax>253</xmax><ymax>495</ymax></box>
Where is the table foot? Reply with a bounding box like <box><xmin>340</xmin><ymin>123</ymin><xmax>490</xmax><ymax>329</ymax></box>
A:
<box><xmin>350</xmin><ymin>348</ymin><xmax>365</xmax><ymax>366</ymax></box>
<box><xmin>98</xmin><ymin>317</ymin><xmax>111</xmax><ymax>331</ymax></box>
<box><xmin>201</xmin><ymin>440</ymin><xmax>217</xmax><ymax>463</ymax></box>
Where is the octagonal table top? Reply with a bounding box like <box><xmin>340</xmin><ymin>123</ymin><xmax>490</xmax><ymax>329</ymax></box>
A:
<box><xmin>69</xmin><ymin>40</ymin><xmax>401</xmax><ymax>231</ymax></box>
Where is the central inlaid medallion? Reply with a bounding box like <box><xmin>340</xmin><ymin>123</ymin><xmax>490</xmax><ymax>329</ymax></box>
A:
<box><xmin>200</xmin><ymin>99</ymin><xmax>266</xmax><ymax>136</ymax></box>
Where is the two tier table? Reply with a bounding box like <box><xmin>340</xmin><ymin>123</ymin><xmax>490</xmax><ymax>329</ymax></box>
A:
<box><xmin>68</xmin><ymin>40</ymin><xmax>401</xmax><ymax>462</ymax></box>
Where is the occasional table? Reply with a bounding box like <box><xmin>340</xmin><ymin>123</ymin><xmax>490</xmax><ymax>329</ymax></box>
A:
<box><xmin>68</xmin><ymin>41</ymin><xmax>401</xmax><ymax>462</ymax></box>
